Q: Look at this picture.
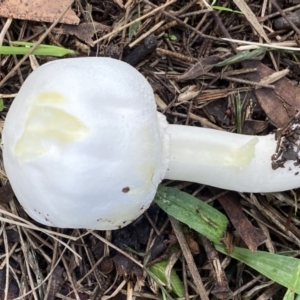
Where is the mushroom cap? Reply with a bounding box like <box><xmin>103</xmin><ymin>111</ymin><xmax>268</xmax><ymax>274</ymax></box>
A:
<box><xmin>3</xmin><ymin>57</ymin><xmax>169</xmax><ymax>229</ymax></box>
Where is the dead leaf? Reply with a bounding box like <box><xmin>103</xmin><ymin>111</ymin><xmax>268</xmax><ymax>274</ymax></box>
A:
<box><xmin>204</xmin><ymin>99</ymin><xmax>230</xmax><ymax>126</ymax></box>
<box><xmin>177</xmin><ymin>56</ymin><xmax>222</xmax><ymax>81</ymax></box>
<box><xmin>178</xmin><ymin>85</ymin><xmax>200</xmax><ymax>102</ymax></box>
<box><xmin>185</xmin><ymin>232</ymin><xmax>200</xmax><ymax>255</ymax></box>
<box><xmin>149</xmin><ymin>235</ymin><xmax>168</xmax><ymax>260</ymax></box>
<box><xmin>0</xmin><ymin>268</ymin><xmax>19</xmax><ymax>299</ymax></box>
<box><xmin>0</xmin><ymin>182</ymin><xmax>14</xmax><ymax>204</ymax></box>
<box><xmin>51</xmin><ymin>22</ymin><xmax>111</xmax><ymax>46</ymax></box>
<box><xmin>259</xmin><ymin>68</ymin><xmax>290</xmax><ymax>85</ymax></box>
<box><xmin>243</xmin><ymin>61</ymin><xmax>299</xmax><ymax>128</ymax></box>
<box><xmin>0</xmin><ymin>0</ymin><xmax>79</xmax><ymax>25</ymax></box>
<box><xmin>243</xmin><ymin>120</ymin><xmax>268</xmax><ymax>135</ymax></box>
<box><xmin>210</xmin><ymin>188</ymin><xmax>266</xmax><ymax>252</ymax></box>
<box><xmin>274</xmin><ymin>9</ymin><xmax>300</xmax><ymax>30</ymax></box>
<box><xmin>6</xmin><ymin>229</ymin><xmax>20</xmax><ymax>243</ymax></box>
<box><xmin>113</xmin><ymin>253</ymin><xmax>143</xmax><ymax>279</ymax></box>
<box><xmin>45</xmin><ymin>265</ymin><xmax>64</xmax><ymax>300</ymax></box>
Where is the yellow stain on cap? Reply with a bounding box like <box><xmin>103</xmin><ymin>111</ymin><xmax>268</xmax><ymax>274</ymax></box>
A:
<box><xmin>14</xmin><ymin>91</ymin><xmax>89</xmax><ymax>163</ymax></box>
<box><xmin>35</xmin><ymin>91</ymin><xmax>68</xmax><ymax>105</ymax></box>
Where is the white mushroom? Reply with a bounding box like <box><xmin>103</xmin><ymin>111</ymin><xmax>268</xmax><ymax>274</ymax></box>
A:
<box><xmin>2</xmin><ymin>57</ymin><xmax>300</xmax><ymax>230</ymax></box>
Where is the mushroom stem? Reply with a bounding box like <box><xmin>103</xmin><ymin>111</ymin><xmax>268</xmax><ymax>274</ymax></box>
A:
<box><xmin>165</xmin><ymin>124</ymin><xmax>300</xmax><ymax>193</ymax></box>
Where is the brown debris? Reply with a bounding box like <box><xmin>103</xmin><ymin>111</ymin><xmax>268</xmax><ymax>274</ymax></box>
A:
<box><xmin>199</xmin><ymin>234</ymin><xmax>232</xmax><ymax>299</ymax></box>
<box><xmin>210</xmin><ymin>188</ymin><xmax>266</xmax><ymax>252</ymax></box>
<box><xmin>243</xmin><ymin>61</ymin><xmax>299</xmax><ymax>128</ymax></box>
<box><xmin>44</xmin><ymin>266</ymin><xmax>64</xmax><ymax>300</ymax></box>
<box><xmin>242</xmin><ymin>120</ymin><xmax>269</xmax><ymax>135</ymax></box>
<box><xmin>113</xmin><ymin>253</ymin><xmax>143</xmax><ymax>279</ymax></box>
<box><xmin>0</xmin><ymin>268</ymin><xmax>19</xmax><ymax>299</ymax></box>
<box><xmin>123</xmin><ymin>34</ymin><xmax>158</xmax><ymax>66</ymax></box>
<box><xmin>177</xmin><ymin>56</ymin><xmax>222</xmax><ymax>81</ymax></box>
<box><xmin>271</xmin><ymin>112</ymin><xmax>300</xmax><ymax>170</ymax></box>
<box><xmin>0</xmin><ymin>0</ymin><xmax>79</xmax><ymax>24</ymax></box>
<box><xmin>185</xmin><ymin>232</ymin><xmax>200</xmax><ymax>255</ymax></box>
<box><xmin>0</xmin><ymin>182</ymin><xmax>14</xmax><ymax>204</ymax></box>
<box><xmin>51</xmin><ymin>22</ymin><xmax>111</xmax><ymax>46</ymax></box>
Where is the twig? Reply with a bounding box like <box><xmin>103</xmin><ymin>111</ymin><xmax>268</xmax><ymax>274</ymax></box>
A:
<box><xmin>92</xmin><ymin>0</ymin><xmax>176</xmax><ymax>46</ymax></box>
<box><xmin>258</xmin><ymin>3</ymin><xmax>300</xmax><ymax>22</ymax></box>
<box><xmin>129</xmin><ymin>20</ymin><xmax>165</xmax><ymax>48</ymax></box>
<box><xmin>222</xmin><ymin>38</ymin><xmax>300</xmax><ymax>52</ymax></box>
<box><xmin>143</xmin><ymin>0</ymin><xmax>221</xmax><ymax>42</ymax></box>
<box><xmin>169</xmin><ymin>216</ymin><xmax>209</xmax><ymax>300</ymax></box>
<box><xmin>205</xmin><ymin>72</ymin><xmax>275</xmax><ymax>89</ymax></box>
<box><xmin>271</xmin><ymin>0</ymin><xmax>300</xmax><ymax>36</ymax></box>
<box><xmin>157</xmin><ymin>47</ymin><xmax>196</xmax><ymax>63</ymax></box>
<box><xmin>198</xmin><ymin>234</ymin><xmax>231</xmax><ymax>299</ymax></box>
<box><xmin>0</xmin><ymin>18</ymin><xmax>12</xmax><ymax>46</ymax></box>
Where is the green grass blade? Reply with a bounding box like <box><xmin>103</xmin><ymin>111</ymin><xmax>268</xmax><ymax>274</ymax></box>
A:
<box><xmin>283</xmin><ymin>289</ymin><xmax>296</xmax><ymax>300</ymax></box>
<box><xmin>216</xmin><ymin>244</ymin><xmax>300</xmax><ymax>294</ymax></box>
<box><xmin>0</xmin><ymin>99</ymin><xmax>4</xmax><ymax>112</ymax></box>
<box><xmin>149</xmin><ymin>260</ymin><xmax>185</xmax><ymax>298</ymax></box>
<box><xmin>0</xmin><ymin>43</ymin><xmax>74</xmax><ymax>57</ymax></box>
<box><xmin>212</xmin><ymin>48</ymin><xmax>267</xmax><ymax>67</ymax></box>
<box><xmin>155</xmin><ymin>186</ymin><xmax>228</xmax><ymax>244</ymax></box>
<box><xmin>212</xmin><ymin>6</ymin><xmax>243</xmax><ymax>14</ymax></box>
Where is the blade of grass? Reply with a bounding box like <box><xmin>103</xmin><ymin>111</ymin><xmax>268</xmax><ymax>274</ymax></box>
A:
<box><xmin>156</xmin><ymin>186</ymin><xmax>300</xmax><ymax>293</ymax></box>
<box><xmin>155</xmin><ymin>186</ymin><xmax>228</xmax><ymax>244</ymax></box>
<box><xmin>216</xmin><ymin>243</ymin><xmax>300</xmax><ymax>294</ymax></box>
<box><xmin>0</xmin><ymin>42</ymin><xmax>74</xmax><ymax>57</ymax></box>
<box><xmin>212</xmin><ymin>47</ymin><xmax>267</xmax><ymax>67</ymax></box>
<box><xmin>149</xmin><ymin>260</ymin><xmax>185</xmax><ymax>298</ymax></box>
<box><xmin>0</xmin><ymin>98</ymin><xmax>4</xmax><ymax>112</ymax></box>
<box><xmin>211</xmin><ymin>0</ymin><xmax>242</xmax><ymax>13</ymax></box>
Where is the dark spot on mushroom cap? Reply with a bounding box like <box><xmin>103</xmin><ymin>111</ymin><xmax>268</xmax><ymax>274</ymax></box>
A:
<box><xmin>122</xmin><ymin>187</ymin><xmax>130</xmax><ymax>193</ymax></box>
<box><xmin>295</xmin><ymin>172</ymin><xmax>299</xmax><ymax>175</ymax></box>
